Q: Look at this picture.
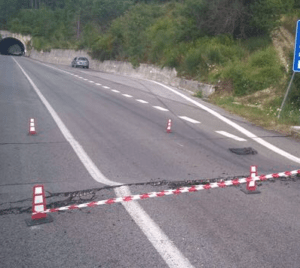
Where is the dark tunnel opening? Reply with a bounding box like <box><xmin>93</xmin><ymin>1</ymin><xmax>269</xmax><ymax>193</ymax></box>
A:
<box><xmin>0</xmin><ymin>37</ymin><xmax>25</xmax><ymax>56</ymax></box>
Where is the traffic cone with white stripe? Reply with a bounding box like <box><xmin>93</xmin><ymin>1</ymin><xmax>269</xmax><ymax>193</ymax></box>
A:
<box><xmin>25</xmin><ymin>185</ymin><xmax>53</xmax><ymax>226</ymax></box>
<box><xmin>32</xmin><ymin>185</ymin><xmax>47</xmax><ymax>220</ymax></box>
<box><xmin>29</xmin><ymin>118</ymin><xmax>36</xmax><ymax>135</ymax></box>
<box><xmin>247</xmin><ymin>165</ymin><xmax>257</xmax><ymax>191</ymax></box>
<box><xmin>241</xmin><ymin>165</ymin><xmax>260</xmax><ymax>194</ymax></box>
<box><xmin>166</xmin><ymin>119</ymin><xmax>172</xmax><ymax>133</ymax></box>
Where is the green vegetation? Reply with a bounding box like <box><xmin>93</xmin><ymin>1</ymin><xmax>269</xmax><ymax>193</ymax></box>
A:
<box><xmin>0</xmin><ymin>0</ymin><xmax>299</xmax><ymax>132</ymax></box>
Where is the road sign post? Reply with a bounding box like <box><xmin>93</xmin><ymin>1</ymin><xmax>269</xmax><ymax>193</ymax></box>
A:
<box><xmin>278</xmin><ymin>20</ymin><xmax>300</xmax><ymax>119</ymax></box>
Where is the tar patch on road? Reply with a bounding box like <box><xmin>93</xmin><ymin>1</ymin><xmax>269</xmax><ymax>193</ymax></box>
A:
<box><xmin>229</xmin><ymin>147</ymin><xmax>258</xmax><ymax>155</ymax></box>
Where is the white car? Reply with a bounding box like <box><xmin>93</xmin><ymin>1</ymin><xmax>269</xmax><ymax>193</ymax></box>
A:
<box><xmin>71</xmin><ymin>57</ymin><xmax>89</xmax><ymax>69</ymax></box>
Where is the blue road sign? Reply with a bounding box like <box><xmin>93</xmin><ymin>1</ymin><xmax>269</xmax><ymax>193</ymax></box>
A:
<box><xmin>293</xmin><ymin>20</ymin><xmax>300</xmax><ymax>72</ymax></box>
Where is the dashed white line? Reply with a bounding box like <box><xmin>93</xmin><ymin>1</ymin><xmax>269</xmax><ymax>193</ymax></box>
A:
<box><xmin>136</xmin><ymin>99</ymin><xmax>148</xmax><ymax>104</ymax></box>
<box><xmin>123</xmin><ymin>94</ymin><xmax>133</xmax><ymax>98</ymax></box>
<box><xmin>179</xmin><ymin>116</ymin><xmax>200</xmax><ymax>124</ymax></box>
<box><xmin>111</xmin><ymin>89</ymin><xmax>120</xmax><ymax>93</ymax></box>
<box><xmin>89</xmin><ymin>81</ymin><xmax>95</xmax><ymax>83</ymax></box>
<box><xmin>216</xmin><ymin>131</ymin><xmax>247</xmax><ymax>141</ymax></box>
<box><xmin>153</xmin><ymin>106</ymin><xmax>169</xmax><ymax>112</ymax></box>
<box><xmin>103</xmin><ymin>86</ymin><xmax>110</xmax><ymax>89</ymax></box>
<box><xmin>95</xmin><ymin>83</ymin><xmax>102</xmax><ymax>86</ymax></box>
<box><xmin>83</xmin><ymin>78</ymin><xmax>88</xmax><ymax>81</ymax></box>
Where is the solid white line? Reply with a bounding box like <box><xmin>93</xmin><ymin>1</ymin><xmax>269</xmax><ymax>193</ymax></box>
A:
<box><xmin>103</xmin><ymin>86</ymin><xmax>110</xmax><ymax>89</ymax></box>
<box><xmin>216</xmin><ymin>131</ymin><xmax>247</xmax><ymax>141</ymax></box>
<box><xmin>153</xmin><ymin>106</ymin><xmax>169</xmax><ymax>112</ymax></box>
<box><xmin>115</xmin><ymin>186</ymin><xmax>194</xmax><ymax>268</ymax></box>
<box><xmin>15</xmin><ymin>58</ymin><xmax>193</xmax><ymax>268</ymax></box>
<box><xmin>122</xmin><ymin>94</ymin><xmax>132</xmax><ymax>98</ymax></box>
<box><xmin>13</xmin><ymin>58</ymin><xmax>120</xmax><ymax>186</ymax></box>
<box><xmin>111</xmin><ymin>89</ymin><xmax>120</xmax><ymax>93</ymax></box>
<box><xmin>179</xmin><ymin>116</ymin><xmax>200</xmax><ymax>124</ymax></box>
<box><xmin>136</xmin><ymin>99</ymin><xmax>148</xmax><ymax>104</ymax></box>
<box><xmin>151</xmin><ymin>81</ymin><xmax>300</xmax><ymax>164</ymax></box>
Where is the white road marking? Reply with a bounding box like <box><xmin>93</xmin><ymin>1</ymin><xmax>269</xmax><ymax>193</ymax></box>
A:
<box><xmin>151</xmin><ymin>81</ymin><xmax>300</xmax><ymax>164</ymax></box>
<box><xmin>216</xmin><ymin>131</ymin><xmax>247</xmax><ymax>141</ymax></box>
<box><xmin>89</xmin><ymin>81</ymin><xmax>95</xmax><ymax>83</ymax></box>
<box><xmin>122</xmin><ymin>94</ymin><xmax>132</xmax><ymax>98</ymax></box>
<box><xmin>103</xmin><ymin>86</ymin><xmax>110</xmax><ymax>89</ymax></box>
<box><xmin>179</xmin><ymin>116</ymin><xmax>200</xmax><ymax>124</ymax></box>
<box><xmin>153</xmin><ymin>106</ymin><xmax>169</xmax><ymax>112</ymax></box>
<box><xmin>78</xmin><ymin>77</ymin><xmax>83</xmax><ymax>79</ymax></box>
<box><xmin>15</xmin><ymin>58</ymin><xmax>194</xmax><ymax>268</ymax></box>
<box><xmin>115</xmin><ymin>186</ymin><xmax>194</xmax><ymax>268</ymax></box>
<box><xmin>83</xmin><ymin>78</ymin><xmax>88</xmax><ymax>81</ymax></box>
<box><xmin>95</xmin><ymin>83</ymin><xmax>101</xmax><ymax>86</ymax></box>
<box><xmin>136</xmin><ymin>99</ymin><xmax>148</xmax><ymax>104</ymax></box>
<box><xmin>111</xmin><ymin>89</ymin><xmax>120</xmax><ymax>93</ymax></box>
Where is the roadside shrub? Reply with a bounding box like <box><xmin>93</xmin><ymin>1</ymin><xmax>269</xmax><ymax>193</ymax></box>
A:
<box><xmin>249</xmin><ymin>47</ymin><xmax>279</xmax><ymax>68</ymax></box>
<box><xmin>220</xmin><ymin>47</ymin><xmax>284</xmax><ymax>96</ymax></box>
<box><xmin>184</xmin><ymin>47</ymin><xmax>208</xmax><ymax>77</ymax></box>
<box><xmin>241</xmin><ymin>36</ymin><xmax>272</xmax><ymax>53</ymax></box>
<box><xmin>182</xmin><ymin>36</ymin><xmax>246</xmax><ymax>80</ymax></box>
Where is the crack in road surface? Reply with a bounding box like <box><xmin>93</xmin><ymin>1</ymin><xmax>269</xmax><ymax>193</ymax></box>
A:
<box><xmin>1</xmin><ymin>175</ymin><xmax>299</xmax><ymax>216</ymax></box>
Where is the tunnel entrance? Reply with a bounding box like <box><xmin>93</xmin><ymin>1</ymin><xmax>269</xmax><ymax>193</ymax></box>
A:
<box><xmin>0</xmin><ymin>37</ymin><xmax>25</xmax><ymax>56</ymax></box>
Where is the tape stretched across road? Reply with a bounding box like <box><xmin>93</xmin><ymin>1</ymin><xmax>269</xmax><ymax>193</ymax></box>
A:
<box><xmin>32</xmin><ymin>169</ymin><xmax>300</xmax><ymax>216</ymax></box>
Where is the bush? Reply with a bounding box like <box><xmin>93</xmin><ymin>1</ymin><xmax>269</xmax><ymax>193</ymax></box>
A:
<box><xmin>241</xmin><ymin>36</ymin><xmax>272</xmax><ymax>53</ymax></box>
<box><xmin>182</xmin><ymin>36</ymin><xmax>246</xmax><ymax>80</ymax></box>
<box><xmin>220</xmin><ymin>47</ymin><xmax>284</xmax><ymax>96</ymax></box>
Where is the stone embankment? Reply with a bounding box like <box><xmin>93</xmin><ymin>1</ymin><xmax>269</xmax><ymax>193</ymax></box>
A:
<box><xmin>29</xmin><ymin>49</ymin><xmax>215</xmax><ymax>97</ymax></box>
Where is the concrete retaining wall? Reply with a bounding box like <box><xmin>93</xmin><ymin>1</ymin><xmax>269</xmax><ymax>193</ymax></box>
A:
<box><xmin>29</xmin><ymin>48</ymin><xmax>215</xmax><ymax>97</ymax></box>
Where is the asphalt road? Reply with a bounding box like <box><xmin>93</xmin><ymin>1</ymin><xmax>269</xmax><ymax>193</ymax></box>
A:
<box><xmin>1</xmin><ymin>55</ymin><xmax>300</xmax><ymax>268</ymax></box>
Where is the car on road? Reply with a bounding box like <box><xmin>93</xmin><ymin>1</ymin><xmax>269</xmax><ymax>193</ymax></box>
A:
<box><xmin>71</xmin><ymin>57</ymin><xmax>89</xmax><ymax>69</ymax></box>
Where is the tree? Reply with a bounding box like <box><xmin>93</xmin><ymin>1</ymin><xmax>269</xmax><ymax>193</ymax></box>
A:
<box><xmin>182</xmin><ymin>0</ymin><xmax>295</xmax><ymax>38</ymax></box>
<box><xmin>0</xmin><ymin>0</ymin><xmax>20</xmax><ymax>28</ymax></box>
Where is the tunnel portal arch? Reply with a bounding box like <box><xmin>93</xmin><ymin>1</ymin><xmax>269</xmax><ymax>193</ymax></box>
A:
<box><xmin>0</xmin><ymin>37</ymin><xmax>26</xmax><ymax>55</ymax></box>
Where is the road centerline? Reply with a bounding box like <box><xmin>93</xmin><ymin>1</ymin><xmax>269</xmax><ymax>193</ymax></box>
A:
<box><xmin>153</xmin><ymin>106</ymin><xmax>169</xmax><ymax>112</ymax></box>
<box><xmin>216</xmin><ymin>131</ymin><xmax>247</xmax><ymax>141</ymax></box>
<box><xmin>179</xmin><ymin>116</ymin><xmax>200</xmax><ymax>124</ymax></box>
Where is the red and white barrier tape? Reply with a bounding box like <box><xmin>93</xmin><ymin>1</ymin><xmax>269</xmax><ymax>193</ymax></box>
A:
<box><xmin>33</xmin><ymin>169</ymin><xmax>300</xmax><ymax>215</ymax></box>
